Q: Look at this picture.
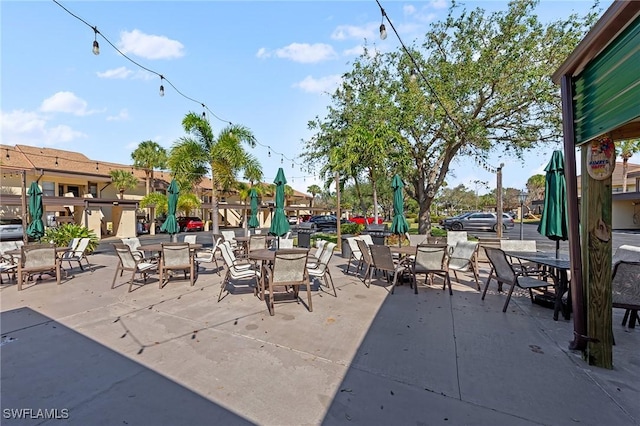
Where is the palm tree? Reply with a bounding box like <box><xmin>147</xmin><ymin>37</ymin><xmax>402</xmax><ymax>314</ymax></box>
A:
<box><xmin>169</xmin><ymin>112</ymin><xmax>257</xmax><ymax>233</ymax></box>
<box><xmin>131</xmin><ymin>140</ymin><xmax>167</xmax><ymax>195</ymax></box>
<box><xmin>616</xmin><ymin>139</ymin><xmax>640</xmax><ymax>192</ymax></box>
<box><xmin>307</xmin><ymin>184</ymin><xmax>321</xmax><ymax>208</ymax></box>
<box><xmin>109</xmin><ymin>169</ymin><xmax>139</xmax><ymax>199</ymax></box>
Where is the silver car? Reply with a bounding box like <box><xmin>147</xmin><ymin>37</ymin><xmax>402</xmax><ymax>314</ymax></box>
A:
<box><xmin>446</xmin><ymin>212</ymin><xmax>514</xmax><ymax>232</ymax></box>
<box><xmin>0</xmin><ymin>218</ymin><xmax>24</xmax><ymax>240</ymax></box>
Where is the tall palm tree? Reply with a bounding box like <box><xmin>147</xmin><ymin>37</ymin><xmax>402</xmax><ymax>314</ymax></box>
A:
<box><xmin>307</xmin><ymin>184</ymin><xmax>321</xmax><ymax>208</ymax></box>
<box><xmin>616</xmin><ymin>139</ymin><xmax>640</xmax><ymax>192</ymax></box>
<box><xmin>169</xmin><ymin>112</ymin><xmax>257</xmax><ymax>233</ymax></box>
<box><xmin>109</xmin><ymin>169</ymin><xmax>140</xmax><ymax>199</ymax></box>
<box><xmin>130</xmin><ymin>140</ymin><xmax>167</xmax><ymax>195</ymax></box>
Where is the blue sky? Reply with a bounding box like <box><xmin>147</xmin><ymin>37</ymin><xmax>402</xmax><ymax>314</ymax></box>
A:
<box><xmin>2</xmin><ymin>0</ymin><xmax>633</xmax><ymax>195</ymax></box>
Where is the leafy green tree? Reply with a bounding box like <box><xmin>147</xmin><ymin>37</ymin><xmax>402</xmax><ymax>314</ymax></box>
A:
<box><xmin>307</xmin><ymin>184</ymin><xmax>322</xmax><ymax>208</ymax></box>
<box><xmin>178</xmin><ymin>193</ymin><xmax>201</xmax><ymax>216</ymax></box>
<box><xmin>616</xmin><ymin>139</ymin><xmax>640</xmax><ymax>192</ymax></box>
<box><xmin>526</xmin><ymin>174</ymin><xmax>546</xmax><ymax>201</ymax></box>
<box><xmin>304</xmin><ymin>0</ymin><xmax>597</xmax><ymax>234</ymax></box>
<box><xmin>131</xmin><ymin>140</ymin><xmax>167</xmax><ymax>195</ymax></box>
<box><xmin>109</xmin><ymin>169</ymin><xmax>139</xmax><ymax>199</ymax></box>
<box><xmin>140</xmin><ymin>192</ymin><xmax>168</xmax><ymax>216</ymax></box>
<box><xmin>169</xmin><ymin>112</ymin><xmax>257</xmax><ymax>233</ymax></box>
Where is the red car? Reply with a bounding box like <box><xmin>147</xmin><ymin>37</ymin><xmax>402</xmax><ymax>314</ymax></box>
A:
<box><xmin>349</xmin><ymin>216</ymin><xmax>384</xmax><ymax>225</ymax></box>
<box><xmin>177</xmin><ymin>216</ymin><xmax>204</xmax><ymax>232</ymax></box>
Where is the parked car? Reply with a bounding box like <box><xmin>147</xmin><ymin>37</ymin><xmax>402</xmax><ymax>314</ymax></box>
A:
<box><xmin>349</xmin><ymin>216</ymin><xmax>384</xmax><ymax>225</ymax></box>
<box><xmin>440</xmin><ymin>212</ymin><xmax>475</xmax><ymax>229</ymax></box>
<box><xmin>443</xmin><ymin>212</ymin><xmax>514</xmax><ymax>232</ymax></box>
<box><xmin>177</xmin><ymin>216</ymin><xmax>204</xmax><ymax>232</ymax></box>
<box><xmin>299</xmin><ymin>214</ymin><xmax>312</xmax><ymax>222</ymax></box>
<box><xmin>287</xmin><ymin>215</ymin><xmax>298</xmax><ymax>225</ymax></box>
<box><xmin>0</xmin><ymin>218</ymin><xmax>23</xmax><ymax>240</ymax></box>
<box><xmin>308</xmin><ymin>215</ymin><xmax>347</xmax><ymax>231</ymax></box>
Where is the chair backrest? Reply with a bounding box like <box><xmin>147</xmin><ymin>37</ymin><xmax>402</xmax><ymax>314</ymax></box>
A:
<box><xmin>611</xmin><ymin>261</ymin><xmax>640</xmax><ymax>308</ymax></box>
<box><xmin>278</xmin><ymin>239</ymin><xmax>294</xmax><ymax>249</ymax></box>
<box><xmin>249</xmin><ymin>234</ymin><xmax>267</xmax><ymax>251</ymax></box>
<box><xmin>271</xmin><ymin>250</ymin><xmax>308</xmax><ymax>284</ymax></box>
<box><xmin>369</xmin><ymin>245</ymin><xmax>395</xmax><ymax>272</ymax></box>
<box><xmin>221</xmin><ymin>230</ymin><xmax>237</xmax><ymax>244</ymax></box>
<box><xmin>500</xmin><ymin>240</ymin><xmax>537</xmax><ymax>253</ymax></box>
<box><xmin>254</xmin><ymin>229</ymin><xmax>263</xmax><ymax>235</ymax></box>
<box><xmin>447</xmin><ymin>231</ymin><xmax>468</xmax><ymax>252</ymax></box>
<box><xmin>73</xmin><ymin>238</ymin><xmax>90</xmax><ymax>256</ymax></box>
<box><xmin>283</xmin><ymin>231</ymin><xmax>292</xmax><ymax>240</ymax></box>
<box><xmin>612</xmin><ymin>245</ymin><xmax>640</xmax><ymax>266</ymax></box>
<box><xmin>183</xmin><ymin>235</ymin><xmax>197</xmax><ymax>244</ymax></box>
<box><xmin>113</xmin><ymin>243</ymin><xmax>138</xmax><ymax>270</ymax></box>
<box><xmin>484</xmin><ymin>247</ymin><xmax>516</xmax><ymax>284</ymax></box>
<box><xmin>219</xmin><ymin>241</ymin><xmax>236</xmax><ymax>267</ymax></box>
<box><xmin>355</xmin><ymin>238</ymin><xmax>372</xmax><ymax>266</ymax></box>
<box><xmin>21</xmin><ymin>244</ymin><xmax>56</xmax><ymax>269</ymax></box>
<box><xmin>162</xmin><ymin>243</ymin><xmax>191</xmax><ymax>267</ymax></box>
<box><xmin>67</xmin><ymin>237</ymin><xmax>81</xmax><ymax>252</ymax></box>
<box><xmin>414</xmin><ymin>244</ymin><xmax>448</xmax><ymax>271</ymax></box>
<box><xmin>359</xmin><ymin>234</ymin><xmax>374</xmax><ymax>246</ymax></box>
<box><xmin>449</xmin><ymin>241</ymin><xmax>479</xmax><ymax>270</ymax></box>
<box><xmin>346</xmin><ymin>237</ymin><xmax>362</xmax><ymax>256</ymax></box>
<box><xmin>314</xmin><ymin>240</ymin><xmax>327</xmax><ymax>259</ymax></box>
<box><xmin>0</xmin><ymin>241</ymin><xmax>19</xmax><ymax>255</ymax></box>
<box><xmin>408</xmin><ymin>234</ymin><xmax>427</xmax><ymax>246</ymax></box>
<box><xmin>121</xmin><ymin>237</ymin><xmax>141</xmax><ymax>252</ymax></box>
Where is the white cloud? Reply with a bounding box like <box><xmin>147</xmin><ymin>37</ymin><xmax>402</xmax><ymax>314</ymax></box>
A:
<box><xmin>259</xmin><ymin>43</ymin><xmax>337</xmax><ymax>63</ymax></box>
<box><xmin>97</xmin><ymin>67</ymin><xmax>133</xmax><ymax>79</ymax></box>
<box><xmin>106</xmin><ymin>109</ymin><xmax>130</xmax><ymax>122</ymax></box>
<box><xmin>293</xmin><ymin>75</ymin><xmax>342</xmax><ymax>94</ymax></box>
<box><xmin>430</xmin><ymin>0</ymin><xmax>448</xmax><ymax>10</ymax></box>
<box><xmin>331</xmin><ymin>23</ymin><xmax>377</xmax><ymax>41</ymax></box>
<box><xmin>343</xmin><ymin>45</ymin><xmax>365</xmax><ymax>57</ymax></box>
<box><xmin>0</xmin><ymin>109</ymin><xmax>86</xmax><ymax>146</ymax></box>
<box><xmin>404</xmin><ymin>5</ymin><xmax>417</xmax><ymax>15</ymax></box>
<box><xmin>40</xmin><ymin>91</ymin><xmax>96</xmax><ymax>116</ymax></box>
<box><xmin>117</xmin><ymin>29</ymin><xmax>184</xmax><ymax>60</ymax></box>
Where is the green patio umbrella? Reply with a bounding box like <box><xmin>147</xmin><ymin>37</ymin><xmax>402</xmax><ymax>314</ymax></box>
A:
<box><xmin>26</xmin><ymin>181</ymin><xmax>45</xmax><ymax>240</ymax></box>
<box><xmin>269</xmin><ymin>168</ymin><xmax>290</xmax><ymax>247</ymax></box>
<box><xmin>248</xmin><ymin>187</ymin><xmax>260</xmax><ymax>229</ymax></box>
<box><xmin>537</xmin><ymin>150</ymin><xmax>568</xmax><ymax>258</ymax></box>
<box><xmin>390</xmin><ymin>174</ymin><xmax>410</xmax><ymax>246</ymax></box>
<box><xmin>160</xmin><ymin>179</ymin><xmax>180</xmax><ymax>240</ymax></box>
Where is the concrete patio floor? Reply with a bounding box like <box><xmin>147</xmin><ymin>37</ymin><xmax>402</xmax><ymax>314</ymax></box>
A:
<box><xmin>1</xmin><ymin>250</ymin><xmax>638</xmax><ymax>425</ymax></box>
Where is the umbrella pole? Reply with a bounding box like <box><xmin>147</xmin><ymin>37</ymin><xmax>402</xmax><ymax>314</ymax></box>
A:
<box><xmin>556</xmin><ymin>240</ymin><xmax>560</xmax><ymax>258</ymax></box>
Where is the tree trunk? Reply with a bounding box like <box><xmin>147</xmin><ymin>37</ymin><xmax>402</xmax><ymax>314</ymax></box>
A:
<box><xmin>622</xmin><ymin>158</ymin><xmax>629</xmax><ymax>192</ymax></box>
<box><xmin>372</xmin><ymin>178</ymin><xmax>379</xmax><ymax>222</ymax></box>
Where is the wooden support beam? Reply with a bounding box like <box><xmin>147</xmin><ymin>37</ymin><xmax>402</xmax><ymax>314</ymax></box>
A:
<box><xmin>581</xmin><ymin>147</ymin><xmax>613</xmax><ymax>368</ymax></box>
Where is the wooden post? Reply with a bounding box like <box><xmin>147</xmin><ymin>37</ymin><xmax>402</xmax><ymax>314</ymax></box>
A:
<box><xmin>496</xmin><ymin>163</ymin><xmax>504</xmax><ymax>239</ymax></box>
<box><xmin>21</xmin><ymin>171</ymin><xmax>28</xmax><ymax>244</ymax></box>
<box><xmin>581</xmin><ymin>147</ymin><xmax>613</xmax><ymax>368</ymax></box>
<box><xmin>335</xmin><ymin>171</ymin><xmax>342</xmax><ymax>253</ymax></box>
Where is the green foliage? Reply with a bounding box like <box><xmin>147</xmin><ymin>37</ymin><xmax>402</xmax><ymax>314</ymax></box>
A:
<box><xmin>340</xmin><ymin>222</ymin><xmax>364</xmax><ymax>235</ymax></box>
<box><xmin>42</xmin><ymin>224</ymin><xmax>99</xmax><ymax>254</ymax></box>
<box><xmin>140</xmin><ymin>192</ymin><xmax>168</xmax><ymax>216</ymax></box>
<box><xmin>430</xmin><ymin>227</ymin><xmax>447</xmax><ymax>237</ymax></box>
<box><xmin>109</xmin><ymin>169</ymin><xmax>139</xmax><ymax>196</ymax></box>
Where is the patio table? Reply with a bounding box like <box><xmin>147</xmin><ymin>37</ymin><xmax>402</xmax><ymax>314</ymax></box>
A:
<box><xmin>505</xmin><ymin>251</ymin><xmax>571</xmax><ymax>321</ymax></box>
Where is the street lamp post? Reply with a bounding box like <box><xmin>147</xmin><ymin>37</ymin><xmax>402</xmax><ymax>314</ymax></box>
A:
<box><xmin>518</xmin><ymin>190</ymin><xmax>528</xmax><ymax>240</ymax></box>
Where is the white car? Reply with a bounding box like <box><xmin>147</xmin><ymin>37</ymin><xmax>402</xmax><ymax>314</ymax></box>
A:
<box><xmin>287</xmin><ymin>216</ymin><xmax>298</xmax><ymax>225</ymax></box>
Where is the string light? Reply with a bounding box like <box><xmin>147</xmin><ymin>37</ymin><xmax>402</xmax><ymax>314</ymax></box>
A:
<box><xmin>268</xmin><ymin>148</ymin><xmax>271</xmax><ymax>157</ymax></box>
<box><xmin>95</xmin><ymin>162</ymin><xmax>99</xmax><ymax>171</ymax></box>
<box><xmin>159</xmin><ymin>75</ymin><xmax>165</xmax><ymax>97</ymax></box>
<box><xmin>5</xmin><ymin>149</ymin><xmax>9</xmax><ymax>160</ymax></box>
<box><xmin>55</xmin><ymin>157</ymin><xmax>59</xmax><ymax>166</ymax></box>
<box><xmin>280</xmin><ymin>155</ymin><xmax>283</xmax><ymax>164</ymax></box>
<box><xmin>92</xmin><ymin>26</ymin><xmax>100</xmax><ymax>55</ymax></box>
<box><xmin>379</xmin><ymin>8</ymin><xmax>387</xmax><ymax>40</ymax></box>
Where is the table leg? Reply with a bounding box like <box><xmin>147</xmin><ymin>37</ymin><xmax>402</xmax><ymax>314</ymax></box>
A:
<box><xmin>553</xmin><ymin>269</ymin><xmax>570</xmax><ymax>321</ymax></box>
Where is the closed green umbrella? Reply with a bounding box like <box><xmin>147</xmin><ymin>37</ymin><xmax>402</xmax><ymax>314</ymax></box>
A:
<box><xmin>248</xmin><ymin>188</ymin><xmax>260</xmax><ymax>229</ymax></box>
<box><xmin>269</xmin><ymin>168</ymin><xmax>290</xmax><ymax>242</ymax></box>
<box><xmin>26</xmin><ymin>181</ymin><xmax>45</xmax><ymax>240</ymax></box>
<box><xmin>390</xmin><ymin>174</ymin><xmax>410</xmax><ymax>246</ymax></box>
<box><xmin>537</xmin><ymin>150</ymin><xmax>568</xmax><ymax>258</ymax></box>
<box><xmin>160</xmin><ymin>179</ymin><xmax>180</xmax><ymax>238</ymax></box>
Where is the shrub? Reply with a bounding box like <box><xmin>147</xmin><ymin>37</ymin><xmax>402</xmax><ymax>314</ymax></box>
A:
<box><xmin>430</xmin><ymin>227</ymin><xmax>447</xmax><ymax>237</ymax></box>
<box><xmin>42</xmin><ymin>223</ymin><xmax>99</xmax><ymax>254</ymax></box>
<box><xmin>340</xmin><ymin>222</ymin><xmax>364</xmax><ymax>235</ymax></box>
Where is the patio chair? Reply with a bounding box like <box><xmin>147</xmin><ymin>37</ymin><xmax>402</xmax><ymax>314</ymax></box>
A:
<box><xmin>263</xmin><ymin>249</ymin><xmax>311</xmax><ymax>315</ymax></box>
<box><xmin>159</xmin><ymin>243</ymin><xmax>195</xmax><ymax>288</ymax></box>
<box><xmin>0</xmin><ymin>259</ymin><xmax>17</xmax><ymax>284</ymax></box>
<box><xmin>446</xmin><ymin>231</ymin><xmax>467</xmax><ymax>254</ymax></box>
<box><xmin>60</xmin><ymin>237</ymin><xmax>91</xmax><ymax>271</ymax></box>
<box><xmin>278</xmin><ymin>239</ymin><xmax>294</xmax><ymax>249</ymax></box>
<box><xmin>411</xmin><ymin>244</ymin><xmax>451</xmax><ymax>295</ymax></box>
<box><xmin>308</xmin><ymin>240</ymin><xmax>327</xmax><ymax>265</ymax></box>
<box><xmin>218</xmin><ymin>241</ymin><xmax>260</xmax><ymax>301</ymax></box>
<box><xmin>611</xmin><ymin>261</ymin><xmax>640</xmax><ymax>328</ymax></box>
<box><xmin>221</xmin><ymin>230</ymin><xmax>241</xmax><ymax>255</ymax></box>
<box><xmin>308</xmin><ymin>242</ymin><xmax>337</xmax><ymax>297</ymax></box>
<box><xmin>407</xmin><ymin>234</ymin><xmax>428</xmax><ymax>246</ymax></box>
<box><xmin>183</xmin><ymin>234</ymin><xmax>197</xmax><ymax>244</ymax></box>
<box><xmin>500</xmin><ymin>240</ymin><xmax>539</xmax><ymax>275</ymax></box>
<box><xmin>355</xmin><ymin>238</ymin><xmax>374</xmax><ymax>287</ymax></box>
<box><xmin>194</xmin><ymin>236</ymin><xmax>222</xmax><ymax>275</ymax></box>
<box><xmin>481</xmin><ymin>247</ymin><xmax>555</xmax><ymax>313</ymax></box>
<box><xmin>121</xmin><ymin>237</ymin><xmax>145</xmax><ymax>261</ymax></box>
<box><xmin>111</xmin><ymin>243</ymin><xmax>157</xmax><ymax>292</ymax></box>
<box><xmin>368</xmin><ymin>245</ymin><xmax>409</xmax><ymax>294</ymax></box>
<box><xmin>345</xmin><ymin>237</ymin><xmax>363</xmax><ymax>275</ymax></box>
<box><xmin>447</xmin><ymin>241</ymin><xmax>480</xmax><ymax>290</ymax></box>
<box><xmin>17</xmin><ymin>244</ymin><xmax>61</xmax><ymax>291</ymax></box>
<box><xmin>359</xmin><ymin>234</ymin><xmax>374</xmax><ymax>246</ymax></box>
<box><xmin>248</xmin><ymin>234</ymin><xmax>268</xmax><ymax>252</ymax></box>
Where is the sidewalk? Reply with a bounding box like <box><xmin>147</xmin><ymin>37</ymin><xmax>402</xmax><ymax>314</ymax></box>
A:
<box><xmin>1</xmin><ymin>251</ymin><xmax>638</xmax><ymax>425</ymax></box>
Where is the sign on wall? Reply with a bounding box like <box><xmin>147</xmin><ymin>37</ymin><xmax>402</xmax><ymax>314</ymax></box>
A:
<box><xmin>586</xmin><ymin>135</ymin><xmax>616</xmax><ymax>181</ymax></box>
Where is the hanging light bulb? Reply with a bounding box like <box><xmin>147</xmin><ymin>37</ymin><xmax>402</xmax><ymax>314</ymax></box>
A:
<box><xmin>95</xmin><ymin>162</ymin><xmax>99</xmax><ymax>171</ymax></box>
<box><xmin>159</xmin><ymin>75</ymin><xmax>165</xmax><ymax>97</ymax></box>
<box><xmin>202</xmin><ymin>111</ymin><xmax>206</xmax><ymax>119</ymax></box>
<box><xmin>380</xmin><ymin>23</ymin><xmax>387</xmax><ymax>40</ymax></box>
<box><xmin>281</xmin><ymin>155</ymin><xmax>283</xmax><ymax>164</ymax></box>
<box><xmin>410</xmin><ymin>69</ymin><xmax>417</xmax><ymax>82</ymax></box>
<box><xmin>268</xmin><ymin>148</ymin><xmax>271</xmax><ymax>157</ymax></box>
<box><xmin>92</xmin><ymin>27</ymin><xmax>100</xmax><ymax>55</ymax></box>
<box><xmin>5</xmin><ymin>149</ymin><xmax>9</xmax><ymax>160</ymax></box>
<box><xmin>55</xmin><ymin>157</ymin><xmax>59</xmax><ymax>167</ymax></box>
<box><xmin>292</xmin><ymin>162</ymin><xmax>294</xmax><ymax>169</ymax></box>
